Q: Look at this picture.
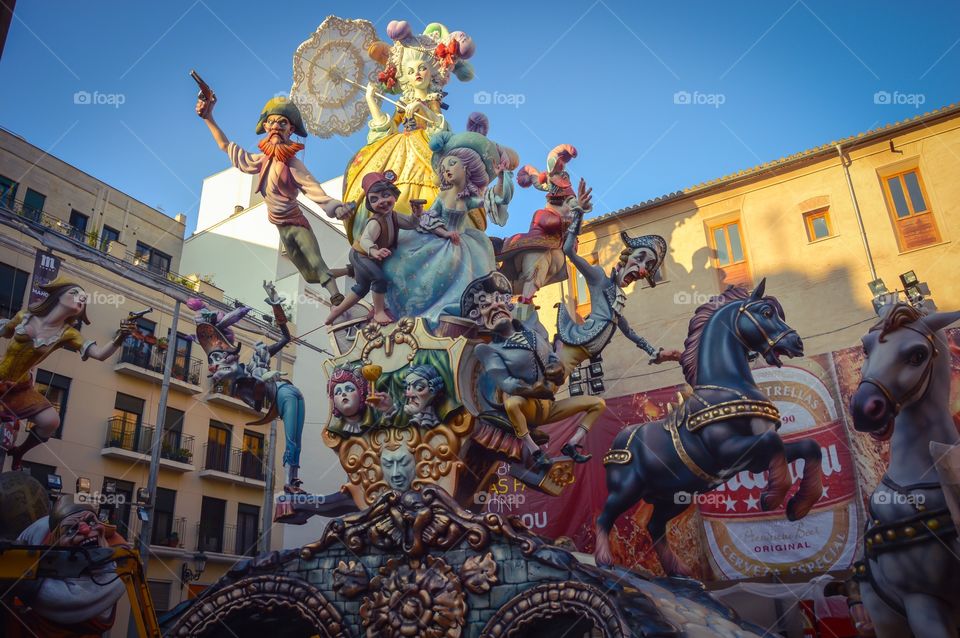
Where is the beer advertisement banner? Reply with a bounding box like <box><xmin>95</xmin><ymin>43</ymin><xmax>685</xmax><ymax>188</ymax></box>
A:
<box><xmin>698</xmin><ymin>354</ymin><xmax>861</xmax><ymax>580</ymax></box>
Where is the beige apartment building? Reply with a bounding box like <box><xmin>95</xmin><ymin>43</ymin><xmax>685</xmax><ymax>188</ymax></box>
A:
<box><xmin>0</xmin><ymin>127</ymin><xmax>292</xmax><ymax>632</ymax></box>
<box><xmin>540</xmin><ymin>102</ymin><xmax>960</xmax><ymax>398</ymax></box>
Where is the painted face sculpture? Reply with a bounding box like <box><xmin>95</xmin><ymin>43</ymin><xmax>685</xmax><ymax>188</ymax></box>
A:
<box><xmin>328</xmin><ymin>367</ymin><xmax>370</xmax><ymax>421</ymax></box>
<box><xmin>617</xmin><ymin>247</ymin><xmax>658</xmax><ymax>287</ymax></box>
<box><xmin>461</xmin><ymin>272</ymin><xmax>515</xmax><ymax>332</ymax></box>
<box><xmin>207</xmin><ymin>350</ymin><xmax>240</xmax><ymax>385</ymax></box>
<box><xmin>402</xmin><ymin>365</ymin><xmax>444</xmax><ymax>426</ymax></box>
<box><xmin>381</xmin><ymin>445</ymin><xmax>415</xmax><ymax>491</ymax></box>
<box><xmin>263</xmin><ymin>115</ymin><xmax>293</xmax><ymax>145</ymax></box>
<box><xmin>54</xmin><ymin>508</ymin><xmax>108</xmax><ymax>549</ymax></box>
<box><xmin>333</xmin><ymin>381</ymin><xmax>363</xmax><ymax>418</ymax></box>
<box><xmin>402</xmin><ymin>55</ymin><xmax>433</xmax><ymax>92</ymax></box>
<box><xmin>58</xmin><ymin>286</ymin><xmax>89</xmax><ymax>316</ymax></box>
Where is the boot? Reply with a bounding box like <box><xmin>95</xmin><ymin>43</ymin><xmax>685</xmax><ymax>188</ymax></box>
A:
<box><xmin>284</xmin><ymin>465</ymin><xmax>304</xmax><ymax>493</ymax></box>
<box><xmin>561</xmin><ymin>442</ymin><xmax>592</xmax><ymax>464</ymax></box>
<box><xmin>528</xmin><ymin>449</ymin><xmax>553</xmax><ymax>472</ymax></box>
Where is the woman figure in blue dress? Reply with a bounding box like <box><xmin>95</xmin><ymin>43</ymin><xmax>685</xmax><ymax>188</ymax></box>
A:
<box><xmin>385</xmin><ymin>130</ymin><xmax>509</xmax><ymax>322</ymax></box>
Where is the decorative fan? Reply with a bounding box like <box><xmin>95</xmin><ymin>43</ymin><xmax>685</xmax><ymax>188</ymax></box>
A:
<box><xmin>290</xmin><ymin>15</ymin><xmax>380</xmax><ymax>138</ymax></box>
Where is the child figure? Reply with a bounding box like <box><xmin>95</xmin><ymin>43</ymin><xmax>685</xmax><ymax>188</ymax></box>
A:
<box><xmin>326</xmin><ymin>170</ymin><xmax>451</xmax><ymax>325</ymax></box>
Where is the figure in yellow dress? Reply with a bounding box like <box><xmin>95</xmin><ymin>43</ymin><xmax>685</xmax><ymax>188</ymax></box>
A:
<box><xmin>342</xmin><ymin>20</ymin><xmax>476</xmax><ymax>242</ymax></box>
<box><xmin>0</xmin><ymin>278</ymin><xmax>134</xmax><ymax>469</ymax></box>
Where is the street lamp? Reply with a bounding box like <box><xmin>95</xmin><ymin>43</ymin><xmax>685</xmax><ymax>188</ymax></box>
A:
<box><xmin>180</xmin><ymin>552</ymin><xmax>207</xmax><ymax>589</ymax></box>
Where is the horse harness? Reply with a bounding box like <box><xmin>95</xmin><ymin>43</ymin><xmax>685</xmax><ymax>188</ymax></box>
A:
<box><xmin>603</xmin><ymin>384</ymin><xmax>781</xmax><ymax>483</ymax></box>
<box><xmin>852</xmin><ymin>475</ymin><xmax>957</xmax><ymax>617</ymax></box>
<box><xmin>732</xmin><ymin>299</ymin><xmax>799</xmax><ymax>360</ymax></box>
<box><xmin>860</xmin><ymin>324</ymin><xmax>939</xmax><ymax>416</ymax></box>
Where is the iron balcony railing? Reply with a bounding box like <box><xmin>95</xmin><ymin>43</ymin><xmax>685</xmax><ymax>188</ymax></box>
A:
<box><xmin>202</xmin><ymin>442</ymin><xmax>266</xmax><ymax>482</ymax></box>
<box><xmin>195</xmin><ymin>522</ymin><xmax>257</xmax><ymax>556</ymax></box>
<box><xmin>131</xmin><ymin>516</ymin><xmax>187</xmax><ymax>548</ymax></box>
<box><xmin>104</xmin><ymin>417</ymin><xmax>195</xmax><ymax>464</ymax></box>
<box><xmin>117</xmin><ymin>343</ymin><xmax>203</xmax><ymax>386</ymax></box>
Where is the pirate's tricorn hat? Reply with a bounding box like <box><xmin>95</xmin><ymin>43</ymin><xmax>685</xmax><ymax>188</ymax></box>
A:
<box><xmin>196</xmin><ymin>322</ymin><xmax>240</xmax><ymax>358</ymax></box>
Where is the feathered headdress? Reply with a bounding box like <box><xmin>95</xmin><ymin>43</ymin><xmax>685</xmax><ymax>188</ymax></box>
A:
<box><xmin>517</xmin><ymin>144</ymin><xmax>578</xmax><ymax>203</ymax></box>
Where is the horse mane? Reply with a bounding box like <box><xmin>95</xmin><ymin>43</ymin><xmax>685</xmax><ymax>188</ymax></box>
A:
<box><xmin>873</xmin><ymin>302</ymin><xmax>923</xmax><ymax>342</ymax></box>
<box><xmin>680</xmin><ymin>286</ymin><xmax>751</xmax><ymax>385</ymax></box>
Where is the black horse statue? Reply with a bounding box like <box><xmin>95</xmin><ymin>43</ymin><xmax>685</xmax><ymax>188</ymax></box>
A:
<box><xmin>595</xmin><ymin>279</ymin><xmax>823</xmax><ymax>575</ymax></box>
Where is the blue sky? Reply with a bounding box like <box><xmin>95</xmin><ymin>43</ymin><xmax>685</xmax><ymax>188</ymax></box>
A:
<box><xmin>1</xmin><ymin>1</ymin><xmax>957</xmax><ymax>239</ymax></box>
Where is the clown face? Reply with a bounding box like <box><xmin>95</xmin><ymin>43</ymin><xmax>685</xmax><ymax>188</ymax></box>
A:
<box><xmin>403</xmin><ymin>373</ymin><xmax>436</xmax><ymax>417</ymax></box>
<box><xmin>381</xmin><ymin>445</ymin><xmax>415</xmax><ymax>491</ymax></box>
<box><xmin>207</xmin><ymin>351</ymin><xmax>240</xmax><ymax>384</ymax></box>
<box><xmin>617</xmin><ymin>247</ymin><xmax>659</xmax><ymax>287</ymax></box>
<box><xmin>333</xmin><ymin>381</ymin><xmax>363</xmax><ymax>419</ymax></box>
<box><xmin>57</xmin><ymin>510</ymin><xmax>108</xmax><ymax>549</ymax></box>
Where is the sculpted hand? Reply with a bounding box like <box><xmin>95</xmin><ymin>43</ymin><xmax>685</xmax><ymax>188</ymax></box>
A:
<box><xmin>195</xmin><ymin>94</ymin><xmax>216</xmax><ymax>119</ymax></box>
<box><xmin>331</xmin><ymin>202</ymin><xmax>355</xmax><ymax>220</ymax></box>
<box><xmin>367</xmin><ymin>391</ymin><xmax>393</xmax><ymax>413</ymax></box>
<box><xmin>653</xmin><ymin>348</ymin><xmax>683</xmax><ymax>364</ymax></box>
<box><xmin>410</xmin><ymin>199</ymin><xmax>427</xmax><ymax>218</ymax></box>
<box><xmin>371</xmin><ymin>247</ymin><xmax>392</xmax><ymax>261</ymax></box>
<box><xmin>576</xmin><ymin>178</ymin><xmax>593</xmax><ymax>212</ymax></box>
<box><xmin>515</xmin><ymin>383</ymin><xmax>555</xmax><ymax>401</ymax></box>
<box><xmin>446</xmin><ymin>230</ymin><xmax>461</xmax><ymax>245</ymax></box>
<box><xmin>544</xmin><ymin>361</ymin><xmax>565</xmax><ymax>385</ymax></box>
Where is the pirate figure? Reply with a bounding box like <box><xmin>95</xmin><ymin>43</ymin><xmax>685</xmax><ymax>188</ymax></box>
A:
<box><xmin>556</xmin><ymin>210</ymin><xmax>682</xmax><ymax>377</ymax></box>
<box><xmin>463</xmin><ymin>272</ymin><xmax>606</xmax><ymax>469</ymax></box>
<box><xmin>196</xmin><ymin>281</ymin><xmax>307</xmax><ymax>492</ymax></box>
<box><xmin>196</xmin><ymin>92</ymin><xmax>353</xmax><ymax>305</ymax></box>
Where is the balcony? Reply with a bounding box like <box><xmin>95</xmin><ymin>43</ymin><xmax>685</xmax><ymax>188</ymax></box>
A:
<box><xmin>114</xmin><ymin>344</ymin><xmax>203</xmax><ymax>394</ymax></box>
<box><xmin>206</xmin><ymin>381</ymin><xmax>264</xmax><ymax>416</ymax></box>
<box><xmin>130</xmin><ymin>516</ymin><xmax>187</xmax><ymax>555</ymax></box>
<box><xmin>100</xmin><ymin>417</ymin><xmax>195</xmax><ymax>472</ymax></box>
<box><xmin>198</xmin><ymin>443</ymin><xmax>267</xmax><ymax>488</ymax></box>
<box><xmin>195</xmin><ymin>522</ymin><xmax>259</xmax><ymax>558</ymax></box>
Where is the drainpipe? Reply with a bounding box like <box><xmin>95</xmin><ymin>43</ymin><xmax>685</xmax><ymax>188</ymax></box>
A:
<box><xmin>836</xmin><ymin>144</ymin><xmax>878</xmax><ymax>281</ymax></box>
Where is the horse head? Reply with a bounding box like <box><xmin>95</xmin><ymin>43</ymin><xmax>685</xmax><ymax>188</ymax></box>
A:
<box><xmin>731</xmin><ymin>278</ymin><xmax>804</xmax><ymax>367</ymax></box>
<box><xmin>851</xmin><ymin>304</ymin><xmax>960</xmax><ymax>440</ymax></box>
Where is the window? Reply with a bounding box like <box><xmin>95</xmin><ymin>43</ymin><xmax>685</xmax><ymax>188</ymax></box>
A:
<box><xmin>881</xmin><ymin>167</ymin><xmax>940</xmax><ymax>251</ymax></box>
<box><xmin>708</xmin><ymin>218</ymin><xmax>752</xmax><ymax>289</ymax></box>
<box><xmin>802</xmin><ymin>208</ymin><xmax>833</xmax><ymax>242</ymax></box>
<box><xmin>148</xmin><ymin>581</ymin><xmax>172</xmax><ymax>614</ymax></box>
<box><xmin>20</xmin><ymin>461</ymin><xmax>57</xmax><ymax>490</ymax></box>
<box><xmin>135</xmin><ymin>241</ymin><xmax>171</xmax><ymax>275</ymax></box>
<box><xmin>0</xmin><ymin>261</ymin><xmax>29</xmax><ymax>318</ymax></box>
<box><xmin>110</xmin><ymin>392</ymin><xmax>145</xmax><ymax>451</ymax></box>
<box><xmin>205</xmin><ymin>421</ymin><xmax>231</xmax><ymax>472</ymax></box>
<box><xmin>236</xmin><ymin>503</ymin><xmax>260</xmax><ymax>557</ymax></box>
<box><xmin>167</xmin><ymin>330</ymin><xmax>193</xmax><ymax>383</ymax></box>
<box><xmin>100</xmin><ymin>225</ymin><xmax>120</xmax><ymax>251</ymax></box>
<box><xmin>68</xmin><ymin>210</ymin><xmax>89</xmax><ymax>241</ymax></box>
<box><xmin>0</xmin><ymin>175</ymin><xmax>18</xmax><ymax>208</ymax></box>
<box><xmin>241</xmin><ymin>430</ymin><xmax>265</xmax><ymax>480</ymax></box>
<box><xmin>22</xmin><ymin>188</ymin><xmax>46</xmax><ymax>221</ymax></box>
<box><xmin>162</xmin><ymin>406</ymin><xmax>185</xmax><ymax>452</ymax></box>
<box><xmin>151</xmin><ymin>487</ymin><xmax>177</xmax><ymax>546</ymax></box>
<box><xmin>35</xmin><ymin>370</ymin><xmax>71</xmax><ymax>439</ymax></box>
<box><xmin>102</xmin><ymin>477</ymin><xmax>135</xmax><ymax>540</ymax></box>
<box><xmin>198</xmin><ymin>496</ymin><xmax>226</xmax><ymax>553</ymax></box>
<box><xmin>121</xmin><ymin>317</ymin><xmax>156</xmax><ymax>369</ymax></box>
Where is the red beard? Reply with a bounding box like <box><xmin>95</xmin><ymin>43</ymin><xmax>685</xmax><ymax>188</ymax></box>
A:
<box><xmin>258</xmin><ymin>137</ymin><xmax>305</xmax><ymax>164</ymax></box>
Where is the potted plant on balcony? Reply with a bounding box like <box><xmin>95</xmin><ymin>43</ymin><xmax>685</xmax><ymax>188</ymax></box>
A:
<box><xmin>164</xmin><ymin>531</ymin><xmax>180</xmax><ymax>548</ymax></box>
<box><xmin>160</xmin><ymin>442</ymin><xmax>174</xmax><ymax>460</ymax></box>
<box><xmin>156</xmin><ymin>337</ymin><xmax>169</xmax><ymax>352</ymax></box>
<box><xmin>174</xmin><ymin>448</ymin><xmax>193</xmax><ymax>463</ymax></box>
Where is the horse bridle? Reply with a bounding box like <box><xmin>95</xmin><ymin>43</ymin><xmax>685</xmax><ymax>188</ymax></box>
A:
<box><xmin>860</xmin><ymin>325</ymin><xmax>939</xmax><ymax>416</ymax></box>
<box><xmin>732</xmin><ymin>299</ymin><xmax>798</xmax><ymax>358</ymax></box>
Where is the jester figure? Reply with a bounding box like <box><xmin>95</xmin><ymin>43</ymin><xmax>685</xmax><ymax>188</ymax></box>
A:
<box><xmin>195</xmin><ymin>92</ymin><xmax>353</xmax><ymax>305</ymax></box>
<box><xmin>555</xmin><ymin>210</ymin><xmax>682</xmax><ymax>376</ymax></box>
<box><xmin>463</xmin><ymin>272</ymin><xmax>606</xmax><ymax>469</ymax></box>
<box><xmin>195</xmin><ymin>282</ymin><xmax>306</xmax><ymax>492</ymax></box>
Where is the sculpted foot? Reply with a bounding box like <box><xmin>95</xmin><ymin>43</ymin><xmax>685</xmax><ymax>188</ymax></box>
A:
<box><xmin>561</xmin><ymin>442</ymin><xmax>592</xmax><ymax>463</ymax></box>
